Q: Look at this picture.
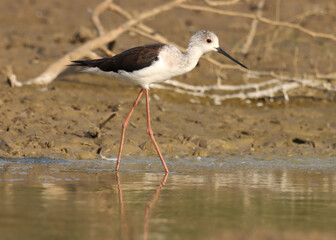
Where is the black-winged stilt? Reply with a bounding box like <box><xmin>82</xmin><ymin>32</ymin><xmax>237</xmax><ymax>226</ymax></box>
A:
<box><xmin>70</xmin><ymin>30</ymin><xmax>248</xmax><ymax>173</ymax></box>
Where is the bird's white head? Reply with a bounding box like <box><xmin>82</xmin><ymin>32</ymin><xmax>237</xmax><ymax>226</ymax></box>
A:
<box><xmin>189</xmin><ymin>30</ymin><xmax>248</xmax><ymax>69</ymax></box>
<box><xmin>189</xmin><ymin>30</ymin><xmax>220</xmax><ymax>54</ymax></box>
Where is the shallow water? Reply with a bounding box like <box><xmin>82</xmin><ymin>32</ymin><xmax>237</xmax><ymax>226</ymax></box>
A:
<box><xmin>0</xmin><ymin>157</ymin><xmax>335</xmax><ymax>240</ymax></box>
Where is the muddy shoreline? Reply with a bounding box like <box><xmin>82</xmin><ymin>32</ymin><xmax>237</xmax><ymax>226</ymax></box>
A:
<box><xmin>0</xmin><ymin>82</ymin><xmax>335</xmax><ymax>161</ymax></box>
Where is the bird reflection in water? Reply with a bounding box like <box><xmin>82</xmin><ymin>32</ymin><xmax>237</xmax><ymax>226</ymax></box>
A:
<box><xmin>116</xmin><ymin>172</ymin><xmax>168</xmax><ymax>240</ymax></box>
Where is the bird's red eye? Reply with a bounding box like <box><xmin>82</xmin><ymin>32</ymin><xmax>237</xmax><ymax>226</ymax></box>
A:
<box><xmin>206</xmin><ymin>39</ymin><xmax>212</xmax><ymax>43</ymax></box>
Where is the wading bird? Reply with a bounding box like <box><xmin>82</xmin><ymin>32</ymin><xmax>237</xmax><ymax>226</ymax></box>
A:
<box><xmin>70</xmin><ymin>30</ymin><xmax>247</xmax><ymax>173</ymax></box>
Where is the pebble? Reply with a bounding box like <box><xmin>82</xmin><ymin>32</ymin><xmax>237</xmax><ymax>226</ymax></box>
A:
<box><xmin>0</xmin><ymin>140</ymin><xmax>12</xmax><ymax>153</ymax></box>
<box><xmin>87</xmin><ymin>127</ymin><xmax>100</xmax><ymax>138</ymax></box>
<box><xmin>198</xmin><ymin>139</ymin><xmax>208</xmax><ymax>148</ymax></box>
<box><xmin>45</xmin><ymin>140</ymin><xmax>55</xmax><ymax>148</ymax></box>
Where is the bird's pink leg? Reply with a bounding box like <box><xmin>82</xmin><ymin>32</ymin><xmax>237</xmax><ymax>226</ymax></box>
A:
<box><xmin>145</xmin><ymin>89</ymin><xmax>169</xmax><ymax>173</ymax></box>
<box><xmin>116</xmin><ymin>88</ymin><xmax>144</xmax><ymax>172</ymax></box>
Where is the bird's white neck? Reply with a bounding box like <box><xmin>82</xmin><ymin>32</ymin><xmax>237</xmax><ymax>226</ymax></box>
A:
<box><xmin>181</xmin><ymin>44</ymin><xmax>204</xmax><ymax>72</ymax></box>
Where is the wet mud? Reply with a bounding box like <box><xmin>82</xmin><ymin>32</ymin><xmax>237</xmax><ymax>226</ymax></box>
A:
<box><xmin>1</xmin><ymin>84</ymin><xmax>335</xmax><ymax>161</ymax></box>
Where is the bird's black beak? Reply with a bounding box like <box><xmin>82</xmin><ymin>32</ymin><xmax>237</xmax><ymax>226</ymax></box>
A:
<box><xmin>216</xmin><ymin>47</ymin><xmax>248</xmax><ymax>69</ymax></box>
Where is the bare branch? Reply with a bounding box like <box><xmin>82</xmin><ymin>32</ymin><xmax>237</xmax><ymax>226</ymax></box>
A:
<box><xmin>240</xmin><ymin>0</ymin><xmax>265</xmax><ymax>54</ymax></box>
<box><xmin>18</xmin><ymin>0</ymin><xmax>186</xmax><ymax>86</ymax></box>
<box><xmin>180</xmin><ymin>4</ymin><xmax>336</xmax><ymax>41</ymax></box>
<box><xmin>91</xmin><ymin>0</ymin><xmax>112</xmax><ymax>36</ymax></box>
<box><xmin>203</xmin><ymin>0</ymin><xmax>241</xmax><ymax>6</ymax></box>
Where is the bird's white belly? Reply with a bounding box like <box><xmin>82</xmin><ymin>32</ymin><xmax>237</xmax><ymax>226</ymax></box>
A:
<box><xmin>119</xmin><ymin>62</ymin><xmax>181</xmax><ymax>87</ymax></box>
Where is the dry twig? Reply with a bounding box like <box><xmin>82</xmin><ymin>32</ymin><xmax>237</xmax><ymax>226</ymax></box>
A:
<box><xmin>203</xmin><ymin>0</ymin><xmax>241</xmax><ymax>6</ymax></box>
<box><xmin>240</xmin><ymin>0</ymin><xmax>265</xmax><ymax>54</ymax></box>
<box><xmin>179</xmin><ymin>4</ymin><xmax>336</xmax><ymax>41</ymax></box>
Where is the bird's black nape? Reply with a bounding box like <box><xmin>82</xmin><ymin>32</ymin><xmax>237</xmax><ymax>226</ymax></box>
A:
<box><xmin>216</xmin><ymin>47</ymin><xmax>248</xmax><ymax>69</ymax></box>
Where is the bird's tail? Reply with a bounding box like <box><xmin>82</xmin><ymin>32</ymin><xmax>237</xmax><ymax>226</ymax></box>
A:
<box><xmin>67</xmin><ymin>60</ymin><xmax>90</xmax><ymax>67</ymax></box>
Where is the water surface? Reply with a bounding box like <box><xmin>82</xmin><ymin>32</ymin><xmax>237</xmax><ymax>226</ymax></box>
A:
<box><xmin>0</xmin><ymin>157</ymin><xmax>335</xmax><ymax>240</ymax></box>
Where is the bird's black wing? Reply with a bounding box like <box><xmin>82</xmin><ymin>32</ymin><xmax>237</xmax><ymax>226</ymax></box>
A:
<box><xmin>70</xmin><ymin>44</ymin><xmax>165</xmax><ymax>73</ymax></box>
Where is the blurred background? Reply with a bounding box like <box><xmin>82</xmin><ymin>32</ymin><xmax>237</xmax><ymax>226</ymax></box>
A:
<box><xmin>1</xmin><ymin>0</ymin><xmax>335</xmax><ymax>99</ymax></box>
<box><xmin>0</xmin><ymin>1</ymin><xmax>335</xmax><ymax>240</ymax></box>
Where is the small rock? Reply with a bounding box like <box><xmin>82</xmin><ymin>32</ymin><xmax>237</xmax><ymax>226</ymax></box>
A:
<box><xmin>198</xmin><ymin>139</ymin><xmax>208</xmax><ymax>148</ymax></box>
<box><xmin>241</xmin><ymin>131</ymin><xmax>250</xmax><ymax>136</ymax></box>
<box><xmin>0</xmin><ymin>140</ymin><xmax>12</xmax><ymax>153</ymax></box>
<box><xmin>45</xmin><ymin>140</ymin><xmax>55</xmax><ymax>148</ymax></box>
<box><xmin>138</xmin><ymin>141</ymin><xmax>149</xmax><ymax>151</ymax></box>
<box><xmin>108</xmin><ymin>104</ymin><xmax>120</xmax><ymax>112</ymax></box>
<box><xmin>71</xmin><ymin>105</ymin><xmax>81</xmax><ymax>111</ymax></box>
<box><xmin>270</xmin><ymin>119</ymin><xmax>280</xmax><ymax>124</ymax></box>
<box><xmin>86</xmin><ymin>127</ymin><xmax>100</xmax><ymax>138</ymax></box>
<box><xmin>292</xmin><ymin>138</ymin><xmax>315</xmax><ymax>148</ymax></box>
<box><xmin>61</xmin><ymin>147</ymin><xmax>69</xmax><ymax>153</ymax></box>
<box><xmin>263</xmin><ymin>141</ymin><xmax>276</xmax><ymax>148</ymax></box>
